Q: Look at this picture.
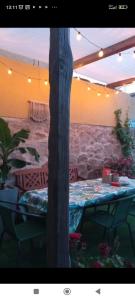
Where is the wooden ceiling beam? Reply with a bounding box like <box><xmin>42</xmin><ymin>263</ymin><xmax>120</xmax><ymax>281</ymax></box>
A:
<box><xmin>73</xmin><ymin>36</ymin><xmax>135</xmax><ymax>69</ymax></box>
<box><xmin>107</xmin><ymin>77</ymin><xmax>135</xmax><ymax>88</ymax></box>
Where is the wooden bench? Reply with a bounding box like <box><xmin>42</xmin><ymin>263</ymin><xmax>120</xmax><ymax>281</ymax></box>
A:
<box><xmin>14</xmin><ymin>166</ymin><xmax>48</xmax><ymax>193</ymax></box>
<box><xmin>69</xmin><ymin>165</ymin><xmax>79</xmax><ymax>182</ymax></box>
<box><xmin>42</xmin><ymin>164</ymin><xmax>81</xmax><ymax>183</ymax></box>
<box><xmin>14</xmin><ymin>165</ymin><xmax>82</xmax><ymax>193</ymax></box>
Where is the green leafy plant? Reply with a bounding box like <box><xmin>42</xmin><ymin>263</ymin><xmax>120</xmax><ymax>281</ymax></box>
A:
<box><xmin>0</xmin><ymin>118</ymin><xmax>40</xmax><ymax>187</ymax></box>
<box><xmin>113</xmin><ymin>109</ymin><xmax>134</xmax><ymax>157</ymax></box>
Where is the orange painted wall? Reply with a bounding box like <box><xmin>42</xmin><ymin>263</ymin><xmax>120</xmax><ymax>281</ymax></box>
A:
<box><xmin>70</xmin><ymin>79</ymin><xmax>131</xmax><ymax>126</ymax></box>
<box><xmin>0</xmin><ymin>55</ymin><xmax>132</xmax><ymax>126</ymax></box>
<box><xmin>0</xmin><ymin>56</ymin><xmax>49</xmax><ymax>118</ymax></box>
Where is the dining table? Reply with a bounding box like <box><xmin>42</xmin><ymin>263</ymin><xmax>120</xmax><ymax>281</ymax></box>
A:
<box><xmin>19</xmin><ymin>177</ymin><xmax>135</xmax><ymax>233</ymax></box>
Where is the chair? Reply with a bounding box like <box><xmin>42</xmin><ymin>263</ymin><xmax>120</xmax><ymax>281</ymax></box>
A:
<box><xmin>0</xmin><ymin>188</ymin><xmax>19</xmax><ymax>235</ymax></box>
<box><xmin>0</xmin><ymin>188</ymin><xmax>18</xmax><ymax>204</ymax></box>
<box><xmin>89</xmin><ymin>195</ymin><xmax>135</xmax><ymax>253</ymax></box>
<box><xmin>69</xmin><ymin>165</ymin><xmax>85</xmax><ymax>182</ymax></box>
<box><xmin>0</xmin><ymin>200</ymin><xmax>46</xmax><ymax>264</ymax></box>
<box><xmin>128</xmin><ymin>200</ymin><xmax>135</xmax><ymax>217</ymax></box>
<box><xmin>69</xmin><ymin>166</ymin><xmax>78</xmax><ymax>183</ymax></box>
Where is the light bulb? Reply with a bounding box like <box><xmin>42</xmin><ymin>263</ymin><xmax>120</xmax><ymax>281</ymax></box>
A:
<box><xmin>97</xmin><ymin>92</ymin><xmax>101</xmax><ymax>96</ymax></box>
<box><xmin>98</xmin><ymin>49</ymin><xmax>104</xmax><ymax>57</ymax></box>
<box><xmin>76</xmin><ymin>32</ymin><xmax>82</xmax><ymax>41</ymax></box>
<box><xmin>117</xmin><ymin>53</ymin><xmax>122</xmax><ymax>62</ymax></box>
<box><xmin>115</xmin><ymin>90</ymin><xmax>119</xmax><ymax>94</ymax></box>
<box><xmin>8</xmin><ymin>68</ymin><xmax>12</xmax><ymax>75</ymax></box>
<box><xmin>28</xmin><ymin>77</ymin><xmax>32</xmax><ymax>83</ymax></box>
<box><xmin>44</xmin><ymin>80</ymin><xmax>48</xmax><ymax>85</ymax></box>
<box><xmin>87</xmin><ymin>86</ymin><xmax>91</xmax><ymax>91</ymax></box>
<box><xmin>106</xmin><ymin>94</ymin><xmax>110</xmax><ymax>98</ymax></box>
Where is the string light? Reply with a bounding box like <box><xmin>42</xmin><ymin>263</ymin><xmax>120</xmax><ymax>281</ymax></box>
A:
<box><xmin>76</xmin><ymin>31</ymin><xmax>82</xmax><ymax>41</ymax></box>
<box><xmin>74</xmin><ymin>28</ymin><xmax>104</xmax><ymax>52</ymax></box>
<box><xmin>44</xmin><ymin>80</ymin><xmax>48</xmax><ymax>85</ymax></box>
<box><xmin>98</xmin><ymin>49</ymin><xmax>104</xmax><ymax>58</ymax></box>
<box><xmin>73</xmin><ymin>29</ymin><xmax>135</xmax><ymax>92</ymax></box>
<box><xmin>0</xmin><ymin>58</ymin><xmax>49</xmax><ymax>86</ymax></box>
<box><xmin>8</xmin><ymin>68</ymin><xmax>12</xmax><ymax>75</ymax></box>
<box><xmin>115</xmin><ymin>90</ymin><xmax>120</xmax><ymax>94</ymax></box>
<box><xmin>75</xmin><ymin>28</ymin><xmax>105</xmax><ymax>59</ymax></box>
<box><xmin>74</xmin><ymin>29</ymin><xmax>135</xmax><ymax>67</ymax></box>
<box><xmin>117</xmin><ymin>53</ymin><xmax>123</xmax><ymax>62</ymax></box>
<box><xmin>27</xmin><ymin>77</ymin><xmax>32</xmax><ymax>83</ymax></box>
<box><xmin>74</xmin><ymin>75</ymin><xmax>114</xmax><ymax>97</ymax></box>
<box><xmin>0</xmin><ymin>58</ymin><xmax>114</xmax><ymax>97</ymax></box>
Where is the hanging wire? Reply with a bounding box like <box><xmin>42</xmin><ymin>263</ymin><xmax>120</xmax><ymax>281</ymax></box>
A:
<box><xmin>73</xmin><ymin>73</ymin><xmax>116</xmax><ymax>96</ymax></box>
<box><xmin>74</xmin><ymin>28</ymin><xmax>135</xmax><ymax>57</ymax></box>
<box><xmin>0</xmin><ymin>59</ymin><xmax>48</xmax><ymax>82</ymax></box>
<box><xmin>74</xmin><ymin>28</ymin><xmax>101</xmax><ymax>50</ymax></box>
<box><xmin>0</xmin><ymin>57</ymin><xmax>120</xmax><ymax>95</ymax></box>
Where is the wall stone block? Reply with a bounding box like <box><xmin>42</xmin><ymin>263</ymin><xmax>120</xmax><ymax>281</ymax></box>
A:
<box><xmin>3</xmin><ymin>118</ymin><xmax>122</xmax><ymax>179</ymax></box>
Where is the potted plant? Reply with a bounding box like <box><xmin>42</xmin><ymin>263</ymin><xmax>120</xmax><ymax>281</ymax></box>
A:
<box><xmin>0</xmin><ymin>117</ymin><xmax>40</xmax><ymax>190</ymax></box>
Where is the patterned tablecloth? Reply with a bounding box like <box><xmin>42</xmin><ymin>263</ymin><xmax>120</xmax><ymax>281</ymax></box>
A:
<box><xmin>19</xmin><ymin>178</ymin><xmax>135</xmax><ymax>233</ymax></box>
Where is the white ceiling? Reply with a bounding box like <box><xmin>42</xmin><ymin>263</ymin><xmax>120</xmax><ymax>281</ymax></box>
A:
<box><xmin>0</xmin><ymin>28</ymin><xmax>135</xmax><ymax>92</ymax></box>
<box><xmin>76</xmin><ymin>47</ymin><xmax>135</xmax><ymax>83</ymax></box>
<box><xmin>71</xmin><ymin>28</ymin><xmax>135</xmax><ymax>60</ymax></box>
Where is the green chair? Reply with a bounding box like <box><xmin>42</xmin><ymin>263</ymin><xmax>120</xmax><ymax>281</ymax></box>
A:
<box><xmin>128</xmin><ymin>200</ymin><xmax>135</xmax><ymax>217</ymax></box>
<box><xmin>0</xmin><ymin>188</ymin><xmax>19</xmax><ymax>235</ymax></box>
<box><xmin>0</xmin><ymin>200</ymin><xmax>46</xmax><ymax>263</ymax></box>
<box><xmin>89</xmin><ymin>195</ymin><xmax>135</xmax><ymax>254</ymax></box>
<box><xmin>0</xmin><ymin>188</ymin><xmax>18</xmax><ymax>201</ymax></box>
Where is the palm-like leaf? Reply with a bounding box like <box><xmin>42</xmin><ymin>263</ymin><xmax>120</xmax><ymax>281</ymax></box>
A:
<box><xmin>9</xmin><ymin>129</ymin><xmax>30</xmax><ymax>150</ymax></box>
<box><xmin>8</xmin><ymin>159</ymin><xmax>31</xmax><ymax>168</ymax></box>
<box><xmin>0</xmin><ymin>141</ymin><xmax>6</xmax><ymax>157</ymax></box>
<box><xmin>0</xmin><ymin>118</ymin><xmax>11</xmax><ymax>147</ymax></box>
<box><xmin>0</xmin><ymin>118</ymin><xmax>40</xmax><ymax>186</ymax></box>
<box><xmin>12</xmin><ymin>129</ymin><xmax>30</xmax><ymax>141</ymax></box>
<box><xmin>26</xmin><ymin>147</ymin><xmax>40</xmax><ymax>162</ymax></box>
<box><xmin>16</xmin><ymin>147</ymin><xmax>27</xmax><ymax>154</ymax></box>
<box><xmin>0</xmin><ymin>164</ymin><xmax>11</xmax><ymax>182</ymax></box>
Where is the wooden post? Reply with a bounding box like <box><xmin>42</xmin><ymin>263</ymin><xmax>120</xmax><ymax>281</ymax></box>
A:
<box><xmin>47</xmin><ymin>28</ymin><xmax>73</xmax><ymax>267</ymax></box>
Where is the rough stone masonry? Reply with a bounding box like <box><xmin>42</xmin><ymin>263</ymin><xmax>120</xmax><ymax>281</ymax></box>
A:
<box><xmin>3</xmin><ymin>117</ymin><xmax>122</xmax><ymax>180</ymax></box>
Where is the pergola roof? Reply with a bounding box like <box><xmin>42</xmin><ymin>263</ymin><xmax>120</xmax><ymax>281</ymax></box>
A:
<box><xmin>76</xmin><ymin>47</ymin><xmax>135</xmax><ymax>83</ymax></box>
<box><xmin>0</xmin><ymin>27</ymin><xmax>135</xmax><ymax>92</ymax></box>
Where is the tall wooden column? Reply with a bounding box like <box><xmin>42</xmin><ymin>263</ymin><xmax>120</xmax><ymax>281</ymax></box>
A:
<box><xmin>47</xmin><ymin>28</ymin><xmax>73</xmax><ymax>267</ymax></box>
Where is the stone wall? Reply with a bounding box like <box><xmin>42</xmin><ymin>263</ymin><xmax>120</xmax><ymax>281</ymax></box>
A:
<box><xmin>70</xmin><ymin>124</ymin><xmax>122</xmax><ymax>179</ymax></box>
<box><xmin>4</xmin><ymin>117</ymin><xmax>122</xmax><ymax>179</ymax></box>
<box><xmin>4</xmin><ymin>117</ymin><xmax>49</xmax><ymax>167</ymax></box>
